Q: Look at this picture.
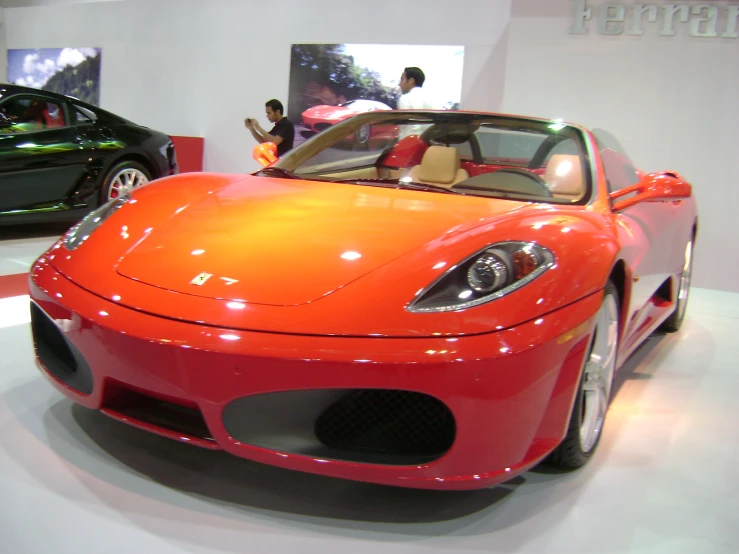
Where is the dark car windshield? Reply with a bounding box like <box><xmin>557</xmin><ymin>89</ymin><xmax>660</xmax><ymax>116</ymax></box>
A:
<box><xmin>270</xmin><ymin>111</ymin><xmax>592</xmax><ymax>204</ymax></box>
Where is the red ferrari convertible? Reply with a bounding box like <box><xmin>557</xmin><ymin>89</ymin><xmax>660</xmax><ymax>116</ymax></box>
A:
<box><xmin>29</xmin><ymin>110</ymin><xmax>697</xmax><ymax>490</ymax></box>
<box><xmin>301</xmin><ymin>99</ymin><xmax>392</xmax><ymax>142</ymax></box>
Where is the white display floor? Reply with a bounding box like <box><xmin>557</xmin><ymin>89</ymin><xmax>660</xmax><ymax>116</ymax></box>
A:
<box><xmin>1</xmin><ymin>224</ymin><xmax>737</xmax><ymax>554</ymax></box>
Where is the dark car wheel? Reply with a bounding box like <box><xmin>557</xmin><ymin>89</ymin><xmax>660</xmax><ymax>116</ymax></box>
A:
<box><xmin>548</xmin><ymin>280</ymin><xmax>619</xmax><ymax>469</ymax></box>
<box><xmin>662</xmin><ymin>239</ymin><xmax>694</xmax><ymax>333</ymax></box>
<box><xmin>355</xmin><ymin>125</ymin><xmax>370</xmax><ymax>144</ymax></box>
<box><xmin>101</xmin><ymin>161</ymin><xmax>151</xmax><ymax>203</ymax></box>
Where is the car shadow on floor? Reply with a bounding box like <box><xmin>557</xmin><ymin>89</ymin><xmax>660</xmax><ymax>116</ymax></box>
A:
<box><xmin>529</xmin><ymin>331</ymin><xmax>667</xmax><ymax>476</ymax></box>
<box><xmin>611</xmin><ymin>331</ymin><xmax>668</xmax><ymax>398</ymax></box>
<box><xmin>0</xmin><ymin>221</ymin><xmax>75</xmax><ymax>241</ymax></box>
<box><xmin>4</xmin><ymin>333</ymin><xmax>670</xmax><ymax>534</ymax></box>
<box><xmin>5</xmin><ymin>332</ymin><xmax>679</xmax><ymax>534</ymax></box>
<box><xmin>61</xmin><ymin>401</ymin><xmax>521</xmax><ymax>525</ymax></box>
<box><xmin>0</xmin><ymin>363</ymin><xmax>647</xmax><ymax>545</ymax></box>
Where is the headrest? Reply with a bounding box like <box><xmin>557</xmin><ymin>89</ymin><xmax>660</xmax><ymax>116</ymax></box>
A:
<box><xmin>418</xmin><ymin>146</ymin><xmax>461</xmax><ymax>185</ymax></box>
<box><xmin>544</xmin><ymin>154</ymin><xmax>583</xmax><ymax>196</ymax></box>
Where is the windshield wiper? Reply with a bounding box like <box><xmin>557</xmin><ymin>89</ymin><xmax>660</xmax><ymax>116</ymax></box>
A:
<box><xmin>328</xmin><ymin>177</ymin><xmax>401</xmax><ymax>185</ymax></box>
<box><xmin>393</xmin><ymin>181</ymin><xmax>466</xmax><ymax>195</ymax></box>
<box><xmin>330</xmin><ymin>178</ymin><xmax>465</xmax><ymax>195</ymax></box>
<box><xmin>255</xmin><ymin>167</ymin><xmax>301</xmax><ymax>179</ymax></box>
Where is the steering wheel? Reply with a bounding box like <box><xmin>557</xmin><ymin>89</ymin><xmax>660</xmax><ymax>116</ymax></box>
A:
<box><xmin>455</xmin><ymin>168</ymin><xmax>552</xmax><ymax>197</ymax></box>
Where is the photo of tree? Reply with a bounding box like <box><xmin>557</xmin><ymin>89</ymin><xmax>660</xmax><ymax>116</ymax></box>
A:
<box><xmin>7</xmin><ymin>48</ymin><xmax>102</xmax><ymax>106</ymax></box>
<box><xmin>289</xmin><ymin>44</ymin><xmax>464</xmax><ymax>146</ymax></box>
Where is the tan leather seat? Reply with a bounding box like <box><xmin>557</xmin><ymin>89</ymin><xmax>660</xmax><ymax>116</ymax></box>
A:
<box><xmin>409</xmin><ymin>146</ymin><xmax>469</xmax><ymax>187</ymax></box>
<box><xmin>544</xmin><ymin>154</ymin><xmax>584</xmax><ymax>199</ymax></box>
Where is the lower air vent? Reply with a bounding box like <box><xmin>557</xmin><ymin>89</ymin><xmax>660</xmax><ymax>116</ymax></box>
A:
<box><xmin>31</xmin><ymin>302</ymin><xmax>94</xmax><ymax>394</ymax></box>
<box><xmin>315</xmin><ymin>389</ymin><xmax>455</xmax><ymax>457</ymax></box>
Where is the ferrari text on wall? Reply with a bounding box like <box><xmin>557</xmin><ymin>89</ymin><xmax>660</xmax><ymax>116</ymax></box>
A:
<box><xmin>570</xmin><ymin>0</ymin><xmax>739</xmax><ymax>37</ymax></box>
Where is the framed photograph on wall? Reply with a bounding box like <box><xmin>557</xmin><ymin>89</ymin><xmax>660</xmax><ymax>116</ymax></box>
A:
<box><xmin>7</xmin><ymin>47</ymin><xmax>102</xmax><ymax>105</ymax></box>
<box><xmin>289</xmin><ymin>44</ymin><xmax>464</xmax><ymax>146</ymax></box>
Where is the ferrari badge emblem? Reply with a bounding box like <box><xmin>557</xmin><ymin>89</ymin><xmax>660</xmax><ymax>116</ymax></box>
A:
<box><xmin>190</xmin><ymin>272</ymin><xmax>213</xmax><ymax>286</ymax></box>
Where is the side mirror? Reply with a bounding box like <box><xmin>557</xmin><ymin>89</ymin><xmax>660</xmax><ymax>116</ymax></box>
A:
<box><xmin>610</xmin><ymin>172</ymin><xmax>692</xmax><ymax>212</ymax></box>
<box><xmin>253</xmin><ymin>142</ymin><xmax>278</xmax><ymax>167</ymax></box>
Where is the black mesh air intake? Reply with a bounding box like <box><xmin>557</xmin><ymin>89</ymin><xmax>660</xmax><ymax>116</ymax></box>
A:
<box><xmin>103</xmin><ymin>383</ymin><xmax>214</xmax><ymax>443</ymax></box>
<box><xmin>315</xmin><ymin>390</ymin><xmax>455</xmax><ymax>457</ymax></box>
<box><xmin>31</xmin><ymin>302</ymin><xmax>94</xmax><ymax>394</ymax></box>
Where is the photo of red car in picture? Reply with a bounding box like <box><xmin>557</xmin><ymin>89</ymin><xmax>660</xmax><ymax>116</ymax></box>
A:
<box><xmin>300</xmin><ymin>99</ymin><xmax>392</xmax><ymax>143</ymax></box>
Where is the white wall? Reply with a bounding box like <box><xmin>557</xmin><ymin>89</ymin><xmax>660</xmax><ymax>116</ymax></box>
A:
<box><xmin>502</xmin><ymin>0</ymin><xmax>739</xmax><ymax>292</ymax></box>
<box><xmin>0</xmin><ymin>7</ymin><xmax>6</xmax><ymax>82</ymax></box>
<box><xmin>3</xmin><ymin>0</ymin><xmax>511</xmax><ymax>174</ymax></box>
<box><xmin>3</xmin><ymin>0</ymin><xmax>738</xmax><ymax>292</ymax></box>
<box><xmin>0</xmin><ymin>0</ymin><xmax>121</xmax><ymax>6</ymax></box>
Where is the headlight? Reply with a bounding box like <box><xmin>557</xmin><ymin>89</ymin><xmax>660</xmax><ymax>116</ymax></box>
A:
<box><xmin>64</xmin><ymin>195</ymin><xmax>130</xmax><ymax>251</ymax></box>
<box><xmin>407</xmin><ymin>241</ymin><xmax>555</xmax><ymax>312</ymax></box>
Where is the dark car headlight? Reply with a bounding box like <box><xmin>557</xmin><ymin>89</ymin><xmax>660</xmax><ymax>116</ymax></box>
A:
<box><xmin>407</xmin><ymin>242</ymin><xmax>555</xmax><ymax>312</ymax></box>
<box><xmin>64</xmin><ymin>195</ymin><xmax>131</xmax><ymax>251</ymax></box>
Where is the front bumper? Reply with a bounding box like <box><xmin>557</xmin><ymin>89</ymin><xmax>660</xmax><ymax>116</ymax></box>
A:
<box><xmin>29</xmin><ymin>259</ymin><xmax>600</xmax><ymax>490</ymax></box>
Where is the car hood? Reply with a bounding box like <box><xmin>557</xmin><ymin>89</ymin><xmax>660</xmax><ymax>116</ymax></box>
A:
<box><xmin>302</xmin><ymin>104</ymin><xmax>352</xmax><ymax>120</ymax></box>
<box><xmin>114</xmin><ymin>176</ymin><xmax>527</xmax><ymax>306</ymax></box>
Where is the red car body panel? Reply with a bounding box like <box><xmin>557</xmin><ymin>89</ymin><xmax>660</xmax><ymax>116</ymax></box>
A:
<box><xmin>29</xmin><ymin>114</ymin><xmax>698</xmax><ymax>490</ymax></box>
<box><xmin>301</xmin><ymin>104</ymin><xmax>354</xmax><ymax>129</ymax></box>
<box><xmin>30</xmin><ymin>263</ymin><xmax>599</xmax><ymax>490</ymax></box>
<box><xmin>302</xmin><ymin>100</ymin><xmax>391</xmax><ymax>132</ymax></box>
<box><xmin>46</xmin><ymin>174</ymin><xmax>622</xmax><ymax>337</ymax></box>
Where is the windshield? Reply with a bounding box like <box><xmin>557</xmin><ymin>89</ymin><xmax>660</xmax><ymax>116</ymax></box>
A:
<box><xmin>269</xmin><ymin>111</ymin><xmax>592</xmax><ymax>204</ymax></box>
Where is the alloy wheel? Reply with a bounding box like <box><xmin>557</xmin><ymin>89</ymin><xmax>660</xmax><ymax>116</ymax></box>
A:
<box><xmin>107</xmin><ymin>168</ymin><xmax>149</xmax><ymax>201</ymax></box>
<box><xmin>579</xmin><ymin>291</ymin><xmax>619</xmax><ymax>453</ymax></box>
<box><xmin>675</xmin><ymin>240</ymin><xmax>693</xmax><ymax>323</ymax></box>
<box><xmin>356</xmin><ymin>125</ymin><xmax>370</xmax><ymax>144</ymax></box>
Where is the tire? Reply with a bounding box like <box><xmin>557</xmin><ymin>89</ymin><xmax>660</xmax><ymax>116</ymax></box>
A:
<box><xmin>662</xmin><ymin>238</ymin><xmax>694</xmax><ymax>333</ymax></box>
<box><xmin>355</xmin><ymin>125</ymin><xmax>370</xmax><ymax>144</ymax></box>
<box><xmin>100</xmin><ymin>160</ymin><xmax>151</xmax><ymax>203</ymax></box>
<box><xmin>548</xmin><ymin>281</ymin><xmax>620</xmax><ymax>468</ymax></box>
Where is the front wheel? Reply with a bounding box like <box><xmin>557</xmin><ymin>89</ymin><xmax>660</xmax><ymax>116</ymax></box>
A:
<box><xmin>355</xmin><ymin>125</ymin><xmax>370</xmax><ymax>144</ymax></box>
<box><xmin>548</xmin><ymin>281</ymin><xmax>619</xmax><ymax>468</ymax></box>
<box><xmin>100</xmin><ymin>161</ymin><xmax>151</xmax><ymax>203</ymax></box>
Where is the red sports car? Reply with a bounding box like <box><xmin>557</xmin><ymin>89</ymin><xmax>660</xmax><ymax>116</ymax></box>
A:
<box><xmin>301</xmin><ymin>99</ymin><xmax>392</xmax><ymax>142</ymax></box>
<box><xmin>29</xmin><ymin>111</ymin><xmax>697</xmax><ymax>490</ymax></box>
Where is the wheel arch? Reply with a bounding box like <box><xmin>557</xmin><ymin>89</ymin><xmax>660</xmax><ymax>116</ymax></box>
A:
<box><xmin>607</xmin><ymin>258</ymin><xmax>628</xmax><ymax>342</ymax></box>
<box><xmin>104</xmin><ymin>151</ymin><xmax>159</xmax><ymax>180</ymax></box>
<box><xmin>95</xmin><ymin>153</ymin><xmax>159</xmax><ymax>206</ymax></box>
<box><xmin>668</xmin><ymin>219</ymin><xmax>698</xmax><ymax>304</ymax></box>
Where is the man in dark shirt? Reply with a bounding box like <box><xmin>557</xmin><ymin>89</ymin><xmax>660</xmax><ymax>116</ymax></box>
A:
<box><xmin>245</xmin><ymin>99</ymin><xmax>295</xmax><ymax>157</ymax></box>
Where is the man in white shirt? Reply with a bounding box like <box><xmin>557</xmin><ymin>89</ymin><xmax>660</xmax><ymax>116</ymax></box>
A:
<box><xmin>397</xmin><ymin>67</ymin><xmax>434</xmax><ymax>110</ymax></box>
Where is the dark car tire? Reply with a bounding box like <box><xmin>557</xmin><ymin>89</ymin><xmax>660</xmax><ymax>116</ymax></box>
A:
<box><xmin>661</xmin><ymin>238</ymin><xmax>694</xmax><ymax>333</ymax></box>
<box><xmin>100</xmin><ymin>160</ymin><xmax>152</xmax><ymax>203</ymax></box>
<box><xmin>548</xmin><ymin>281</ymin><xmax>620</xmax><ymax>469</ymax></box>
<box><xmin>355</xmin><ymin>125</ymin><xmax>370</xmax><ymax>144</ymax></box>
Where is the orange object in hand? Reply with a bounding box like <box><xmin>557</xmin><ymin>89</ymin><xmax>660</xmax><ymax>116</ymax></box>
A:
<box><xmin>253</xmin><ymin>142</ymin><xmax>278</xmax><ymax>166</ymax></box>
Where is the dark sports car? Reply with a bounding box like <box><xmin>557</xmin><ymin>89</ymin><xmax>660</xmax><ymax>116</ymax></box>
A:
<box><xmin>0</xmin><ymin>84</ymin><xmax>178</xmax><ymax>225</ymax></box>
